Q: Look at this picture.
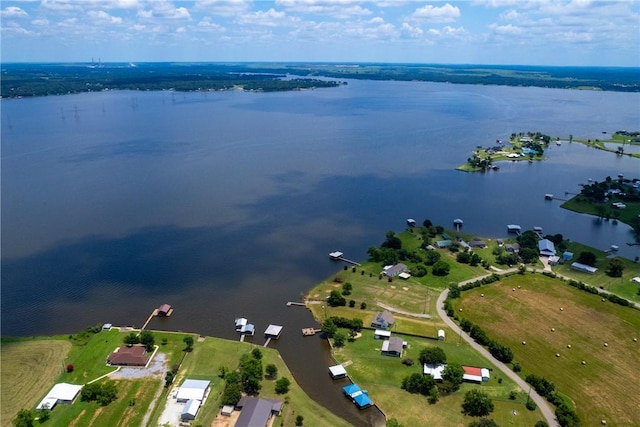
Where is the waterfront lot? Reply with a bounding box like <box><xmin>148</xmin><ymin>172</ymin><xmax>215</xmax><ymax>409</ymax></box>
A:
<box><xmin>453</xmin><ymin>274</ymin><xmax>640</xmax><ymax>426</ymax></box>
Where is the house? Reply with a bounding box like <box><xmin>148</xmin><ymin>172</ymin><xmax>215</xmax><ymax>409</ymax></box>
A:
<box><xmin>383</xmin><ymin>263</ymin><xmax>408</xmax><ymax>277</ymax></box>
<box><xmin>329</xmin><ymin>364</ymin><xmax>348</xmax><ymax>379</ymax></box>
<box><xmin>264</xmin><ymin>324</ymin><xmax>284</xmax><ymax>339</ymax></box>
<box><xmin>181</xmin><ymin>399</ymin><xmax>201</xmax><ymax>421</ymax></box>
<box><xmin>504</xmin><ymin>243</ymin><xmax>520</xmax><ymax>253</ymax></box>
<box><xmin>157</xmin><ymin>304</ymin><xmax>172</xmax><ymax>316</ymax></box>
<box><xmin>438</xmin><ymin>329</ymin><xmax>445</xmax><ymax>341</ymax></box>
<box><xmin>343</xmin><ymin>384</ymin><xmax>373</xmax><ymax>409</ymax></box>
<box><xmin>423</xmin><ymin>363</ymin><xmax>445</xmax><ymax>381</ymax></box>
<box><xmin>381</xmin><ymin>337</ymin><xmax>404</xmax><ymax>357</ymax></box>
<box><xmin>571</xmin><ymin>262</ymin><xmax>598</xmax><ymax>274</ymax></box>
<box><xmin>371</xmin><ymin>310</ymin><xmax>395</xmax><ymax>329</ymax></box>
<box><xmin>374</xmin><ymin>329</ymin><xmax>391</xmax><ymax>340</ymax></box>
<box><xmin>468</xmin><ymin>238</ymin><xmax>486</xmax><ymax>248</ymax></box>
<box><xmin>107</xmin><ymin>345</ymin><xmax>150</xmax><ymax>367</ymax></box>
<box><xmin>441</xmin><ymin>233</ymin><xmax>451</xmax><ymax>240</ymax></box>
<box><xmin>176</xmin><ymin>379</ymin><xmax>210</xmax><ymax>402</ymax></box>
<box><xmin>36</xmin><ymin>383</ymin><xmax>82</xmax><ymax>410</ymax></box>
<box><xmin>436</xmin><ymin>240</ymin><xmax>451</xmax><ymax>248</ymax></box>
<box><xmin>538</xmin><ymin>239</ymin><xmax>556</xmax><ymax>256</ymax></box>
<box><xmin>462</xmin><ymin>366</ymin><xmax>490</xmax><ymax>383</ymax></box>
<box><xmin>102</xmin><ymin>323</ymin><xmax>112</xmax><ymax>331</ymax></box>
<box><xmin>235</xmin><ymin>396</ymin><xmax>283</xmax><ymax>427</ymax></box>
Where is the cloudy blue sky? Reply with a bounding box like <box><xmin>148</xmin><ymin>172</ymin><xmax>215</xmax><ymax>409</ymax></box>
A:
<box><xmin>1</xmin><ymin>0</ymin><xmax>639</xmax><ymax>66</ymax></box>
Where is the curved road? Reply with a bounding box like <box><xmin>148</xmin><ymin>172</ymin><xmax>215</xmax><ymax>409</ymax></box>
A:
<box><xmin>436</xmin><ymin>288</ymin><xmax>560</xmax><ymax>427</ymax></box>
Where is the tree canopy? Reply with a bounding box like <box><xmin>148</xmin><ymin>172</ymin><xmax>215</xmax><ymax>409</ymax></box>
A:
<box><xmin>462</xmin><ymin>390</ymin><xmax>494</xmax><ymax>417</ymax></box>
<box><xmin>419</xmin><ymin>347</ymin><xmax>447</xmax><ymax>365</ymax></box>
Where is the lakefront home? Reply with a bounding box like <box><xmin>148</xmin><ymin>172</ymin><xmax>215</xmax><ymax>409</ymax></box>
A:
<box><xmin>371</xmin><ymin>310</ymin><xmax>395</xmax><ymax>329</ymax></box>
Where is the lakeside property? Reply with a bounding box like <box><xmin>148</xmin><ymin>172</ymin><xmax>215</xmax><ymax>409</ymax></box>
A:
<box><xmin>458</xmin><ymin>130</ymin><xmax>640</xmax><ymax>172</ymax></box>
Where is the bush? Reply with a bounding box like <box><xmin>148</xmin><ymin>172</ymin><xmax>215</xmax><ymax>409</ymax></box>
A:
<box><xmin>526</xmin><ymin>399</ymin><xmax>537</xmax><ymax>411</ymax></box>
<box><xmin>295</xmin><ymin>415</ymin><xmax>304</xmax><ymax>426</ymax></box>
<box><xmin>432</xmin><ymin>260</ymin><xmax>451</xmax><ymax>276</ymax></box>
<box><xmin>66</xmin><ymin>364</ymin><xmax>74</xmax><ymax>373</ymax></box>
<box><xmin>349</xmin><ymin>300</ymin><xmax>356</xmax><ymax>308</ymax></box>
<box><xmin>275</xmin><ymin>377</ymin><xmax>291</xmax><ymax>394</ymax></box>
<box><xmin>360</xmin><ymin>302</ymin><xmax>367</xmax><ymax>310</ymax></box>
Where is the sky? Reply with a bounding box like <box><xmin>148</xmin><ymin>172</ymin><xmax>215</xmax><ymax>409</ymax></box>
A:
<box><xmin>1</xmin><ymin>0</ymin><xmax>639</xmax><ymax>66</ymax></box>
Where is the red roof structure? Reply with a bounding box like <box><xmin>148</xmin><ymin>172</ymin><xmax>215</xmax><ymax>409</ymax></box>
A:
<box><xmin>157</xmin><ymin>304</ymin><xmax>172</xmax><ymax>315</ymax></box>
<box><xmin>107</xmin><ymin>345</ymin><xmax>150</xmax><ymax>366</ymax></box>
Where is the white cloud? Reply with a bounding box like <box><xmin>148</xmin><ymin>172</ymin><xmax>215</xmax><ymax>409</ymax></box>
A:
<box><xmin>427</xmin><ymin>25</ymin><xmax>467</xmax><ymax>39</ymax></box>
<box><xmin>412</xmin><ymin>3</ymin><xmax>460</xmax><ymax>23</ymax></box>
<box><xmin>195</xmin><ymin>0</ymin><xmax>250</xmax><ymax>16</ymax></box>
<box><xmin>400</xmin><ymin>22</ymin><xmax>423</xmax><ymax>38</ymax></box>
<box><xmin>490</xmin><ymin>23</ymin><xmax>523</xmax><ymax>35</ymax></box>
<box><xmin>1</xmin><ymin>21</ymin><xmax>33</xmax><ymax>35</ymax></box>
<box><xmin>87</xmin><ymin>10</ymin><xmax>123</xmax><ymax>25</ymax></box>
<box><xmin>138</xmin><ymin>1</ymin><xmax>191</xmax><ymax>21</ymax></box>
<box><xmin>236</xmin><ymin>8</ymin><xmax>290</xmax><ymax>27</ymax></box>
<box><xmin>32</xmin><ymin>18</ymin><xmax>50</xmax><ymax>26</ymax></box>
<box><xmin>195</xmin><ymin>17</ymin><xmax>224</xmax><ymax>32</ymax></box>
<box><xmin>1</xmin><ymin>6</ymin><xmax>29</xmax><ymax>18</ymax></box>
<box><xmin>276</xmin><ymin>0</ymin><xmax>372</xmax><ymax>19</ymax></box>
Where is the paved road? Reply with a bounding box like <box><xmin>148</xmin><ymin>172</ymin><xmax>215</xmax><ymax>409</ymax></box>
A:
<box><xmin>436</xmin><ymin>288</ymin><xmax>560</xmax><ymax>427</ymax></box>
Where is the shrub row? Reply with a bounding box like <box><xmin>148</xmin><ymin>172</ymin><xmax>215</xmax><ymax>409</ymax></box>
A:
<box><xmin>458</xmin><ymin>319</ymin><xmax>513</xmax><ymax>363</ymax></box>
<box><xmin>526</xmin><ymin>374</ymin><xmax>581</xmax><ymax>427</ymax></box>
<box><xmin>566</xmin><ymin>280</ymin><xmax>632</xmax><ymax>307</ymax></box>
<box><xmin>327</xmin><ymin>316</ymin><xmax>363</xmax><ymax>332</ymax></box>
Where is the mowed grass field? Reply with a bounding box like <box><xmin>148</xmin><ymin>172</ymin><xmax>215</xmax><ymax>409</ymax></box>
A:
<box><xmin>0</xmin><ymin>339</ymin><xmax>71</xmax><ymax>427</ymax></box>
<box><xmin>453</xmin><ymin>273</ymin><xmax>640</xmax><ymax>426</ymax></box>
<box><xmin>332</xmin><ymin>328</ymin><xmax>545</xmax><ymax>427</ymax></box>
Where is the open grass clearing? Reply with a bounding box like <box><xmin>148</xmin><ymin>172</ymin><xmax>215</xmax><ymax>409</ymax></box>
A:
<box><xmin>331</xmin><ymin>327</ymin><xmax>545</xmax><ymax>426</ymax></box>
<box><xmin>0</xmin><ymin>338</ymin><xmax>71</xmax><ymax>427</ymax></box>
<box><xmin>453</xmin><ymin>273</ymin><xmax>640</xmax><ymax>426</ymax></box>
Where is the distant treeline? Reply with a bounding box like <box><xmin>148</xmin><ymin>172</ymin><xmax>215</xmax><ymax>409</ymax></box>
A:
<box><xmin>2</xmin><ymin>62</ymin><xmax>638</xmax><ymax>98</ymax></box>
<box><xmin>0</xmin><ymin>63</ymin><xmax>342</xmax><ymax>98</ymax></box>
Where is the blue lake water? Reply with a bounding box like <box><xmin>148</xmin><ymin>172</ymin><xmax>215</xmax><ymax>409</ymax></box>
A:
<box><xmin>2</xmin><ymin>79</ymin><xmax>639</xmax><ymax>426</ymax></box>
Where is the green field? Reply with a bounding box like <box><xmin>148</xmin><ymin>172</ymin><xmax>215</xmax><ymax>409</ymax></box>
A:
<box><xmin>452</xmin><ymin>274</ymin><xmax>640</xmax><ymax>426</ymax></box>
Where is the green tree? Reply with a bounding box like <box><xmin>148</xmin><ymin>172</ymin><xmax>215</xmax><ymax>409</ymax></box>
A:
<box><xmin>418</xmin><ymin>347</ymin><xmax>447</xmax><ymax>365</ymax></box>
<box><xmin>535</xmin><ymin>421</ymin><xmax>550</xmax><ymax>427</ymax></box>
<box><xmin>468</xmin><ymin>419</ymin><xmax>499</xmax><ymax>427</ymax></box>
<box><xmin>401</xmin><ymin>373</ymin><xmax>436</xmax><ymax>396</ymax></box>
<box><xmin>251</xmin><ymin>348</ymin><xmax>263</xmax><ymax>360</ymax></box>
<box><xmin>327</xmin><ymin>290</ymin><xmax>346</xmax><ymax>307</ymax></box>
<box><xmin>462</xmin><ymin>389</ymin><xmax>494</xmax><ymax>417</ymax></box>
<box><xmin>275</xmin><ymin>377</ymin><xmax>291</xmax><ymax>394</ymax></box>
<box><xmin>442</xmin><ymin>363</ymin><xmax>464</xmax><ymax>391</ymax></box>
<box><xmin>333</xmin><ymin>331</ymin><xmax>347</xmax><ymax>348</ymax></box>
<box><xmin>424</xmin><ymin>250</ymin><xmax>441</xmax><ymax>265</ymax></box>
<box><xmin>36</xmin><ymin>407</ymin><xmax>51</xmax><ymax>422</ymax></box>
<box><xmin>12</xmin><ymin>409</ymin><xmax>34</xmax><ymax>427</ymax></box>
<box><xmin>382</xmin><ymin>231</ymin><xmax>402</xmax><ymax>250</ymax></box>
<box><xmin>123</xmin><ymin>332</ymin><xmax>139</xmax><ymax>346</ymax></box>
<box><xmin>139</xmin><ymin>330</ymin><xmax>155</xmax><ymax>351</ymax></box>
<box><xmin>605</xmin><ymin>258</ymin><xmax>624</xmax><ymax>277</ymax></box>
<box><xmin>295</xmin><ymin>415</ymin><xmax>304</xmax><ymax>426</ymax></box>
<box><xmin>165</xmin><ymin>371</ymin><xmax>175</xmax><ymax>387</ymax></box>
<box><xmin>258</xmin><ymin>362</ymin><xmax>275</xmax><ymax>380</ymax></box>
<box><xmin>239</xmin><ymin>353</ymin><xmax>263</xmax><ymax>395</ymax></box>
<box><xmin>183</xmin><ymin>336</ymin><xmax>194</xmax><ymax>352</ymax></box>
<box><xmin>577</xmin><ymin>251</ymin><xmax>597</xmax><ymax>266</ymax></box>
<box><xmin>221</xmin><ymin>374</ymin><xmax>242</xmax><ymax>406</ymax></box>
<box><xmin>321</xmin><ymin>318</ymin><xmax>337</xmax><ymax>338</ymax></box>
<box><xmin>517</xmin><ymin>230</ymin><xmax>538</xmax><ymax>249</ymax></box>
<box><xmin>432</xmin><ymin>260</ymin><xmax>450</xmax><ymax>276</ymax></box>
<box><xmin>341</xmin><ymin>282</ymin><xmax>353</xmax><ymax>295</ymax></box>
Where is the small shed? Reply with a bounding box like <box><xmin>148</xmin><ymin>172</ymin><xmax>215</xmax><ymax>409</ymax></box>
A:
<box><xmin>548</xmin><ymin>256</ymin><xmax>560</xmax><ymax>266</ymax></box>
<box><xmin>437</xmin><ymin>329</ymin><xmax>445</xmax><ymax>341</ymax></box>
<box><xmin>102</xmin><ymin>323</ymin><xmax>112</xmax><ymax>331</ymax></box>
<box><xmin>264</xmin><ymin>324</ymin><xmax>283</xmax><ymax>339</ymax></box>
<box><xmin>374</xmin><ymin>329</ymin><xmax>391</xmax><ymax>340</ymax></box>
<box><xmin>562</xmin><ymin>252</ymin><xmax>574</xmax><ymax>261</ymax></box>
<box><xmin>328</xmin><ymin>364</ymin><xmax>347</xmax><ymax>379</ymax></box>
<box><xmin>398</xmin><ymin>272</ymin><xmax>411</xmax><ymax>280</ymax></box>
<box><xmin>221</xmin><ymin>405</ymin><xmax>234</xmax><ymax>416</ymax></box>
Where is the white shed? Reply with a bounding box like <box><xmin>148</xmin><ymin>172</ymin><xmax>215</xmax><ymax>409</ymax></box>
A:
<box><xmin>438</xmin><ymin>329</ymin><xmax>445</xmax><ymax>340</ymax></box>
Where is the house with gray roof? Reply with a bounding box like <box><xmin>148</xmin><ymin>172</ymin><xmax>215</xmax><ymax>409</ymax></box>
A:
<box><xmin>235</xmin><ymin>396</ymin><xmax>283</xmax><ymax>427</ymax></box>
<box><xmin>538</xmin><ymin>239</ymin><xmax>556</xmax><ymax>257</ymax></box>
<box><xmin>381</xmin><ymin>337</ymin><xmax>404</xmax><ymax>357</ymax></box>
<box><xmin>383</xmin><ymin>263</ymin><xmax>408</xmax><ymax>277</ymax></box>
<box><xmin>371</xmin><ymin>310</ymin><xmax>395</xmax><ymax>329</ymax></box>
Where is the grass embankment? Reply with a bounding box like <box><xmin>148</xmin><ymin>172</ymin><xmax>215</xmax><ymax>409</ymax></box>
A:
<box><xmin>453</xmin><ymin>274</ymin><xmax>640</xmax><ymax>426</ymax></box>
<box><xmin>569</xmin><ymin>133</ymin><xmax>640</xmax><ymax>159</ymax></box>
<box><xmin>0</xmin><ymin>338</ymin><xmax>71</xmax><ymax>427</ymax></box>
<box><xmin>561</xmin><ymin>197</ymin><xmax>640</xmax><ymax>233</ymax></box>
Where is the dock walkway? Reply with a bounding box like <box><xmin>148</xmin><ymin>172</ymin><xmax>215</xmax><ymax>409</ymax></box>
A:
<box><xmin>140</xmin><ymin>309</ymin><xmax>158</xmax><ymax>331</ymax></box>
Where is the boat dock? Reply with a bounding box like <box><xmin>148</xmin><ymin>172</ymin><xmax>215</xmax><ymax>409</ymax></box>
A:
<box><xmin>329</xmin><ymin>251</ymin><xmax>361</xmax><ymax>266</ymax></box>
<box><xmin>302</xmin><ymin>328</ymin><xmax>322</xmax><ymax>336</ymax></box>
<box><xmin>287</xmin><ymin>302</ymin><xmax>306</xmax><ymax>307</ymax></box>
<box><xmin>140</xmin><ymin>310</ymin><xmax>157</xmax><ymax>331</ymax></box>
<box><xmin>263</xmin><ymin>338</ymin><xmax>272</xmax><ymax>347</ymax></box>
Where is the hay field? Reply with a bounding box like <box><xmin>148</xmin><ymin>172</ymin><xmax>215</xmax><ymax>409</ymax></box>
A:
<box><xmin>455</xmin><ymin>274</ymin><xmax>640</xmax><ymax>426</ymax></box>
<box><xmin>1</xmin><ymin>339</ymin><xmax>71</xmax><ymax>427</ymax></box>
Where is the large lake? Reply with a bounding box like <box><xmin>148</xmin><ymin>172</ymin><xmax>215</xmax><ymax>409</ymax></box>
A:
<box><xmin>2</xmin><ymin>79</ymin><xmax>639</xmax><ymax>426</ymax></box>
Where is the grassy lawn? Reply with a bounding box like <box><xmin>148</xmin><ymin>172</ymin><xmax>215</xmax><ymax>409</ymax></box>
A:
<box><xmin>330</xmin><ymin>328</ymin><xmax>545</xmax><ymax>426</ymax></box>
<box><xmin>561</xmin><ymin>197</ymin><xmax>640</xmax><ymax>230</ymax></box>
<box><xmin>0</xmin><ymin>338</ymin><xmax>71</xmax><ymax>427</ymax></box>
<box><xmin>551</xmin><ymin>241</ymin><xmax>640</xmax><ymax>303</ymax></box>
<box><xmin>452</xmin><ymin>273</ymin><xmax>640</xmax><ymax>426</ymax></box>
<box><xmin>166</xmin><ymin>337</ymin><xmax>352</xmax><ymax>427</ymax></box>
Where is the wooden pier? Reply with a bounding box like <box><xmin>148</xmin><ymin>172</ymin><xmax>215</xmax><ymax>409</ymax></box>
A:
<box><xmin>263</xmin><ymin>338</ymin><xmax>272</xmax><ymax>347</ymax></box>
<box><xmin>302</xmin><ymin>328</ymin><xmax>322</xmax><ymax>336</ymax></box>
<box><xmin>140</xmin><ymin>309</ymin><xmax>158</xmax><ymax>331</ymax></box>
<box><xmin>337</xmin><ymin>257</ymin><xmax>361</xmax><ymax>266</ymax></box>
<box><xmin>287</xmin><ymin>302</ymin><xmax>306</xmax><ymax>307</ymax></box>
